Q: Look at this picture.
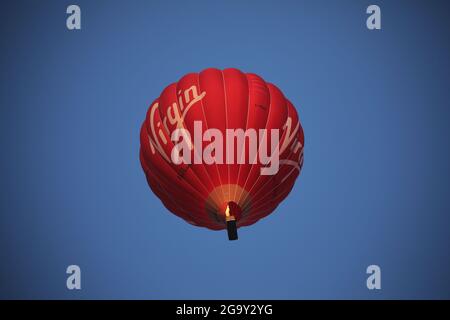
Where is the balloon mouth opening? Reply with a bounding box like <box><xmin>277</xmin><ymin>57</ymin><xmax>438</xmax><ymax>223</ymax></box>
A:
<box><xmin>205</xmin><ymin>184</ymin><xmax>251</xmax><ymax>219</ymax></box>
<box><xmin>222</xmin><ymin>201</ymin><xmax>242</xmax><ymax>221</ymax></box>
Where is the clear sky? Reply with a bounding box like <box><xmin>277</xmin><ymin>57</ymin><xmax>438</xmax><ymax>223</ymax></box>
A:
<box><xmin>0</xmin><ymin>0</ymin><xmax>449</xmax><ymax>299</ymax></box>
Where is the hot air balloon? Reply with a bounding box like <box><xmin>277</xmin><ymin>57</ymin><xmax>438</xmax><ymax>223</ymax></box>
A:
<box><xmin>140</xmin><ymin>68</ymin><xmax>304</xmax><ymax>240</ymax></box>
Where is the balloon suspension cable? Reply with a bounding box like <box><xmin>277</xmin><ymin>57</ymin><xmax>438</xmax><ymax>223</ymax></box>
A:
<box><xmin>225</xmin><ymin>204</ymin><xmax>238</xmax><ymax>241</ymax></box>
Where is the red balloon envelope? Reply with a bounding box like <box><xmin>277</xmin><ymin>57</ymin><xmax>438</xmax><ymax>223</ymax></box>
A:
<box><xmin>140</xmin><ymin>68</ymin><xmax>304</xmax><ymax>240</ymax></box>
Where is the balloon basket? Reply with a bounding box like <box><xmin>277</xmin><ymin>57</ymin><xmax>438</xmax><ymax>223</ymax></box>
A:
<box><xmin>226</xmin><ymin>217</ymin><xmax>238</xmax><ymax>241</ymax></box>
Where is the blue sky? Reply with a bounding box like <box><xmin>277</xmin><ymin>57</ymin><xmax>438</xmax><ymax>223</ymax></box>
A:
<box><xmin>0</xmin><ymin>0</ymin><xmax>449</xmax><ymax>299</ymax></box>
